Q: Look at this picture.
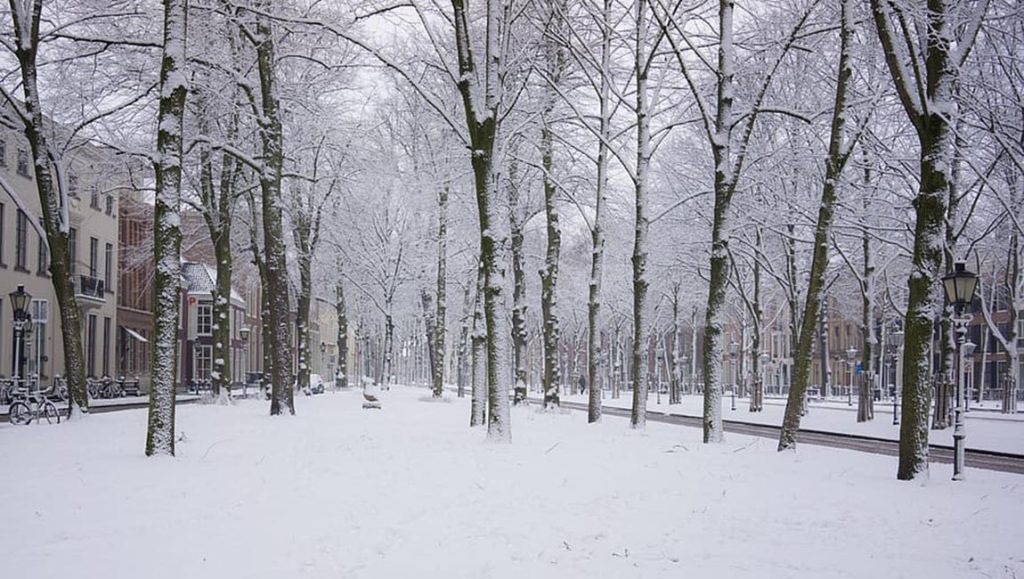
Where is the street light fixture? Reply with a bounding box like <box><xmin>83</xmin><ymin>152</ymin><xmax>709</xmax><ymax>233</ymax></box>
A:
<box><xmin>239</xmin><ymin>327</ymin><xmax>250</xmax><ymax>397</ymax></box>
<box><xmin>942</xmin><ymin>261</ymin><xmax>978</xmax><ymax>481</ymax></box>
<box><xmin>846</xmin><ymin>346</ymin><xmax>857</xmax><ymax>407</ymax></box>
<box><xmin>889</xmin><ymin>328</ymin><xmax>904</xmax><ymax>425</ymax></box>
<box><xmin>8</xmin><ymin>285</ymin><xmax>32</xmax><ymax>388</ymax></box>
<box><xmin>728</xmin><ymin>340</ymin><xmax>739</xmax><ymax>411</ymax></box>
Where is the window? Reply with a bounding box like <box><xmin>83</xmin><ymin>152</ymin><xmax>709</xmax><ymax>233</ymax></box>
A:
<box><xmin>86</xmin><ymin>314</ymin><xmax>97</xmax><ymax>378</ymax></box>
<box><xmin>197</xmin><ymin>304</ymin><xmax>213</xmax><ymax>336</ymax></box>
<box><xmin>0</xmin><ymin>138</ymin><xmax>6</xmax><ymax>166</ymax></box>
<box><xmin>0</xmin><ymin>202</ymin><xmax>6</xmax><ymax>267</ymax></box>
<box><xmin>37</xmin><ymin>233</ymin><xmax>48</xmax><ymax>276</ymax></box>
<box><xmin>31</xmin><ymin>300</ymin><xmax>48</xmax><ymax>379</ymax></box>
<box><xmin>104</xmin><ymin>242</ymin><xmax>113</xmax><ymax>290</ymax></box>
<box><xmin>16</xmin><ymin>148</ymin><xmax>29</xmax><ymax>178</ymax></box>
<box><xmin>102</xmin><ymin>317</ymin><xmax>111</xmax><ymax>377</ymax></box>
<box><xmin>89</xmin><ymin>236</ymin><xmax>98</xmax><ymax>277</ymax></box>
<box><xmin>68</xmin><ymin>174</ymin><xmax>79</xmax><ymax>198</ymax></box>
<box><xmin>15</xmin><ymin>209</ymin><xmax>28</xmax><ymax>272</ymax></box>
<box><xmin>194</xmin><ymin>345</ymin><xmax>212</xmax><ymax>380</ymax></box>
<box><xmin>105</xmin><ymin>194</ymin><xmax>114</xmax><ymax>216</ymax></box>
<box><xmin>68</xmin><ymin>227</ymin><xmax>78</xmax><ymax>275</ymax></box>
<box><xmin>89</xmin><ymin>185</ymin><xmax>100</xmax><ymax>210</ymax></box>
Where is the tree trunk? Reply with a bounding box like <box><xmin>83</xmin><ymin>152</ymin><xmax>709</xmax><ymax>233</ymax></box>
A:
<box><xmin>858</xmin><ymin>168</ymin><xmax>875</xmax><ymax>422</ymax></box>
<box><xmin>509</xmin><ymin>160</ymin><xmax>529</xmax><ymax>405</ymax></box>
<box><xmin>668</xmin><ymin>284</ymin><xmax>682</xmax><ymax>405</ymax></box>
<box><xmin>195</xmin><ymin>85</ymin><xmax>238</xmax><ymax>405</ymax></box>
<box><xmin>586</xmin><ymin>0</ymin><xmax>611</xmax><ymax>424</ymax></box>
<box><xmin>778</xmin><ymin>0</ymin><xmax>854</xmax><ymax>449</ymax></box>
<box><xmin>457</xmin><ymin>277</ymin><xmax>475</xmax><ymax>399</ymax></box>
<box><xmin>451</xmin><ymin>0</ymin><xmax>511</xmax><ymax>441</ymax></box>
<box><xmin>701</xmin><ymin>0</ymin><xmax>740</xmax><ymax>444</ymax></box>
<box><xmin>336</xmin><ymin>281</ymin><xmax>348</xmax><ymax>389</ymax></box>
<box><xmin>750</xmin><ymin>230</ymin><xmax>764</xmax><ymax>412</ymax></box>
<box><xmin>253</xmin><ymin>7</ymin><xmax>295</xmax><ymax>415</ymax></box>
<box><xmin>146</xmin><ymin>0</ymin><xmax>188</xmax><ymax>455</ymax></box>
<box><xmin>295</xmin><ymin>242</ymin><xmax>312</xmax><ymax>396</ymax></box>
<box><xmin>630</xmin><ymin>0</ymin><xmax>651</xmax><ymax>429</ymax></box>
<box><xmin>540</xmin><ymin>135</ymin><xmax>565</xmax><ymax>405</ymax></box>
<box><xmin>422</xmin><ymin>289</ymin><xmax>438</xmax><ymax>394</ymax></box>
<box><xmin>433</xmin><ymin>185</ymin><xmax>449</xmax><ymax>398</ymax></box>
<box><xmin>8</xmin><ymin>0</ymin><xmax>89</xmax><ymax>419</ymax></box>
<box><xmin>470</xmin><ymin>266</ymin><xmax>486</xmax><ymax>426</ymax></box>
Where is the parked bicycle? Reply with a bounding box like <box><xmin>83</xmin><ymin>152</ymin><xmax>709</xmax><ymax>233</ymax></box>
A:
<box><xmin>52</xmin><ymin>376</ymin><xmax>68</xmax><ymax>402</ymax></box>
<box><xmin>0</xmin><ymin>378</ymin><xmax>16</xmax><ymax>405</ymax></box>
<box><xmin>8</xmin><ymin>387</ymin><xmax>61</xmax><ymax>425</ymax></box>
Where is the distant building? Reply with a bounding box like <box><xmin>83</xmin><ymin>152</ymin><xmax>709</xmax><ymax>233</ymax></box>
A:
<box><xmin>179</xmin><ymin>261</ymin><xmax>247</xmax><ymax>387</ymax></box>
<box><xmin>116</xmin><ymin>194</ymin><xmax>154</xmax><ymax>386</ymax></box>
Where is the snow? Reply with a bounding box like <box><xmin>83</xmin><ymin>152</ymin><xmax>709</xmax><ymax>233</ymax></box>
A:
<box><xmin>2</xmin><ymin>386</ymin><xmax>1022</xmax><ymax>578</ymax></box>
<box><xmin>566</xmin><ymin>392</ymin><xmax>1024</xmax><ymax>454</ymax></box>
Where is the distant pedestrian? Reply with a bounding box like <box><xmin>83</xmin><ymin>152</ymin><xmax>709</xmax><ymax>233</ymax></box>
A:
<box><xmin>578</xmin><ymin>375</ymin><xmax>586</xmax><ymax>395</ymax></box>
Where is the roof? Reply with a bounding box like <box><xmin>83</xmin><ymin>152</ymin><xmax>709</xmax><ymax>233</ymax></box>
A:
<box><xmin>180</xmin><ymin>261</ymin><xmax>245</xmax><ymax>306</ymax></box>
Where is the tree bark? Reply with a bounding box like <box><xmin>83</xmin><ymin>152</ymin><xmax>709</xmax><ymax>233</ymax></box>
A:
<box><xmin>508</xmin><ymin>160</ymin><xmax>529</xmax><ymax>405</ymax></box>
<box><xmin>750</xmin><ymin>230</ymin><xmax>764</xmax><ymax>412</ymax></box>
<box><xmin>7</xmin><ymin>0</ymin><xmax>89</xmax><ymax>419</ymax></box>
<box><xmin>336</xmin><ymin>280</ymin><xmax>348</xmax><ymax>389</ymax></box>
<box><xmin>470</xmin><ymin>266</ymin><xmax>486</xmax><ymax>426</ymax></box>
<box><xmin>858</xmin><ymin>173</ymin><xmax>876</xmax><ymax>422</ymax></box>
<box><xmin>586</xmin><ymin>0</ymin><xmax>612</xmax><ymax>424</ymax></box>
<box><xmin>432</xmin><ymin>185</ymin><xmax>449</xmax><ymax>398</ymax></box>
<box><xmin>254</xmin><ymin>3</ymin><xmax>294</xmax><ymax>415</ymax></box>
<box><xmin>146</xmin><ymin>0</ymin><xmax>188</xmax><ymax>455</ymax></box>
<box><xmin>778</xmin><ymin>0</ymin><xmax>854</xmax><ymax>450</ymax></box>
<box><xmin>630</xmin><ymin>0</ymin><xmax>651</xmax><ymax>429</ymax></box>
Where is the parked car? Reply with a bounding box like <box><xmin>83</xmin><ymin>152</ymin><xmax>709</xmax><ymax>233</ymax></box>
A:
<box><xmin>308</xmin><ymin>373</ymin><xmax>325</xmax><ymax>395</ymax></box>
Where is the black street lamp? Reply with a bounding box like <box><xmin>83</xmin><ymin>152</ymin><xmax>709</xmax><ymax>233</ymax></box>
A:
<box><xmin>889</xmin><ymin>328</ymin><xmax>904</xmax><ymax>425</ymax></box>
<box><xmin>728</xmin><ymin>340</ymin><xmax>739</xmax><ymax>411</ymax></box>
<box><xmin>846</xmin><ymin>347</ymin><xmax>858</xmax><ymax>407</ymax></box>
<box><xmin>9</xmin><ymin>285</ymin><xmax>33</xmax><ymax>387</ymax></box>
<box><xmin>942</xmin><ymin>261</ymin><xmax>978</xmax><ymax>481</ymax></box>
<box><xmin>239</xmin><ymin>327</ymin><xmax>250</xmax><ymax>397</ymax></box>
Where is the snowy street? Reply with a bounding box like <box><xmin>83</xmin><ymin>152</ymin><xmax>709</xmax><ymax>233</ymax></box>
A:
<box><xmin>2</xmin><ymin>386</ymin><xmax>1022</xmax><ymax>579</ymax></box>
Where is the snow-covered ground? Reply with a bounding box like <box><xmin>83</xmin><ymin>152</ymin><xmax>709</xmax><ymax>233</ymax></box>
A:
<box><xmin>2</xmin><ymin>386</ymin><xmax>1022</xmax><ymax>578</ymax></box>
<box><xmin>558</xmin><ymin>392</ymin><xmax>1024</xmax><ymax>454</ymax></box>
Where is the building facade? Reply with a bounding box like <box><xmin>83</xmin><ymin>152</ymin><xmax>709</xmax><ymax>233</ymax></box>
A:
<box><xmin>0</xmin><ymin>125</ymin><xmax>122</xmax><ymax>384</ymax></box>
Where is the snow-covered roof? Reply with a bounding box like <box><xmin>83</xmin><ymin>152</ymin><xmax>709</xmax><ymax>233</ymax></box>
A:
<box><xmin>181</xmin><ymin>261</ymin><xmax>245</xmax><ymax>306</ymax></box>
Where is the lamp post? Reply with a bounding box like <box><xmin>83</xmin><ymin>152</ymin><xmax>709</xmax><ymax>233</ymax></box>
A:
<box><xmin>846</xmin><ymin>347</ymin><xmax>857</xmax><ymax>407</ymax></box>
<box><xmin>728</xmin><ymin>339</ymin><xmax>738</xmax><ymax>411</ymax></box>
<box><xmin>9</xmin><ymin>285</ymin><xmax>33</xmax><ymax>389</ymax></box>
<box><xmin>239</xmin><ymin>326</ymin><xmax>250</xmax><ymax>396</ymax></box>
<box><xmin>942</xmin><ymin>261</ymin><xmax>978</xmax><ymax>481</ymax></box>
<box><xmin>889</xmin><ymin>328</ymin><xmax>903</xmax><ymax>425</ymax></box>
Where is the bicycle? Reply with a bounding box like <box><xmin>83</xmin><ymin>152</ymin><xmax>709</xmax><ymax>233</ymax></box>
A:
<box><xmin>87</xmin><ymin>378</ymin><xmax>102</xmax><ymax>399</ymax></box>
<box><xmin>8</xmin><ymin>387</ymin><xmax>61</xmax><ymax>425</ymax></box>
<box><xmin>52</xmin><ymin>376</ymin><xmax>69</xmax><ymax>401</ymax></box>
<box><xmin>100</xmin><ymin>377</ymin><xmax>123</xmax><ymax>398</ymax></box>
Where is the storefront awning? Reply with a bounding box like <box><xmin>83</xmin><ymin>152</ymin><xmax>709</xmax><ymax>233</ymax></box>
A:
<box><xmin>123</xmin><ymin>327</ymin><xmax>148</xmax><ymax>343</ymax></box>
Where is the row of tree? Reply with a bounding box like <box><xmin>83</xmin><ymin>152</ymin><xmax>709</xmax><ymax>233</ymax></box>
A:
<box><xmin>2</xmin><ymin>0</ymin><xmax>1020</xmax><ymax>481</ymax></box>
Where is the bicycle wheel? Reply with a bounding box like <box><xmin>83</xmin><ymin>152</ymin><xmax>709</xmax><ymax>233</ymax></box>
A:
<box><xmin>42</xmin><ymin>402</ymin><xmax>60</xmax><ymax>424</ymax></box>
<box><xmin>9</xmin><ymin>401</ymin><xmax>31</xmax><ymax>425</ymax></box>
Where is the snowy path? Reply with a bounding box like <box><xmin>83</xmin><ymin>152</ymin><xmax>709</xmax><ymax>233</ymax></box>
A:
<box><xmin>2</xmin><ymin>386</ymin><xmax>1022</xmax><ymax>578</ymax></box>
<box><xmin>556</xmin><ymin>392</ymin><xmax>1024</xmax><ymax>454</ymax></box>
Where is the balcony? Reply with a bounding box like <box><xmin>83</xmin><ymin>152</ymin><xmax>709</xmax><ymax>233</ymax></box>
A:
<box><xmin>72</xmin><ymin>274</ymin><xmax>106</xmax><ymax>306</ymax></box>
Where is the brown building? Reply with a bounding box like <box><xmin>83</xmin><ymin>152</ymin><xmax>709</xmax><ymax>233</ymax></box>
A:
<box><xmin>115</xmin><ymin>194</ymin><xmax>154</xmax><ymax>387</ymax></box>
